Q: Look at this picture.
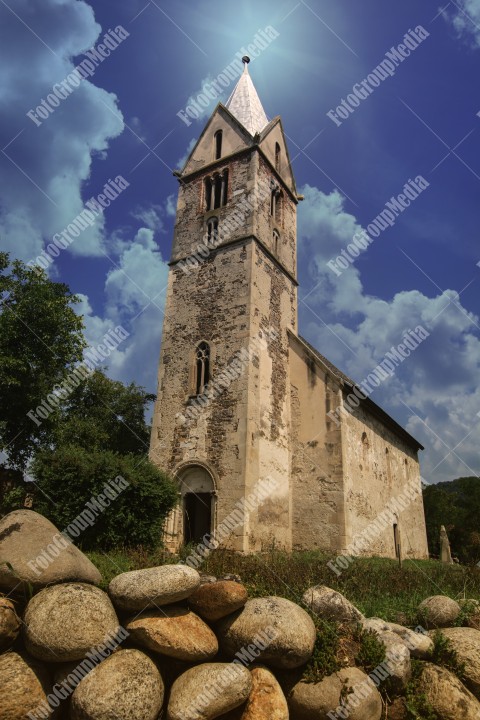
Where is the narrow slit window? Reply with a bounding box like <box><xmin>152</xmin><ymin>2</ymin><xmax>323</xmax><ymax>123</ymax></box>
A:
<box><xmin>275</xmin><ymin>142</ymin><xmax>281</xmax><ymax>171</ymax></box>
<box><xmin>214</xmin><ymin>175</ymin><xmax>222</xmax><ymax>209</ymax></box>
<box><xmin>270</xmin><ymin>189</ymin><xmax>276</xmax><ymax>217</ymax></box>
<box><xmin>205</xmin><ymin>177</ymin><xmax>212</xmax><ymax>211</ymax></box>
<box><xmin>214</xmin><ymin>130</ymin><xmax>223</xmax><ymax>160</ymax></box>
<box><xmin>273</xmin><ymin>228</ymin><xmax>279</xmax><ymax>255</ymax></box>
<box><xmin>195</xmin><ymin>342</ymin><xmax>210</xmax><ymax>395</ymax></box>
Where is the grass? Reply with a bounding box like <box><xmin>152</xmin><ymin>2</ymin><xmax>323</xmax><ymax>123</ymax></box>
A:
<box><xmin>86</xmin><ymin>547</ymin><xmax>480</xmax><ymax>626</ymax></box>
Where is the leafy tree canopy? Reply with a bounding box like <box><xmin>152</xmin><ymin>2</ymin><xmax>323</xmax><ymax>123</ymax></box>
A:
<box><xmin>0</xmin><ymin>253</ymin><xmax>85</xmax><ymax>469</ymax></box>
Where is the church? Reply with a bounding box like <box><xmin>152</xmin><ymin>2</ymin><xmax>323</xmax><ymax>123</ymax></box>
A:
<box><xmin>149</xmin><ymin>58</ymin><xmax>428</xmax><ymax>560</ymax></box>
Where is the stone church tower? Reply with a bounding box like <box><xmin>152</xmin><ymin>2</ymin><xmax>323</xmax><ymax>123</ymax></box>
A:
<box><xmin>150</xmin><ymin>58</ymin><xmax>428</xmax><ymax>560</ymax></box>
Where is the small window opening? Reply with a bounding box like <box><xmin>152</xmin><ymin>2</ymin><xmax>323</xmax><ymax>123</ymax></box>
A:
<box><xmin>214</xmin><ymin>130</ymin><xmax>223</xmax><ymax>160</ymax></box>
<box><xmin>195</xmin><ymin>342</ymin><xmax>210</xmax><ymax>395</ymax></box>
<box><xmin>273</xmin><ymin>228</ymin><xmax>279</xmax><ymax>255</ymax></box>
<box><xmin>275</xmin><ymin>142</ymin><xmax>281</xmax><ymax>171</ymax></box>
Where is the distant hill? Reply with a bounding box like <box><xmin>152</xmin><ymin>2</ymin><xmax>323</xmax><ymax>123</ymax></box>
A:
<box><xmin>423</xmin><ymin>476</ymin><xmax>480</xmax><ymax>564</ymax></box>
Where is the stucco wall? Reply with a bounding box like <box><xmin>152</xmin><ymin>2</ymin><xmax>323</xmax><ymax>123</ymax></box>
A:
<box><xmin>340</xmin><ymin>395</ymin><xmax>429</xmax><ymax>559</ymax></box>
<box><xmin>288</xmin><ymin>335</ymin><xmax>347</xmax><ymax>552</ymax></box>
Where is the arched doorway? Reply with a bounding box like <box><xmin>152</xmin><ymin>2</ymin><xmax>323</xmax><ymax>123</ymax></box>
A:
<box><xmin>179</xmin><ymin>465</ymin><xmax>216</xmax><ymax>545</ymax></box>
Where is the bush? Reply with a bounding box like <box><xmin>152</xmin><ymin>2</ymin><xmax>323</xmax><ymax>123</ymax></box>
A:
<box><xmin>31</xmin><ymin>445</ymin><xmax>178</xmax><ymax>550</ymax></box>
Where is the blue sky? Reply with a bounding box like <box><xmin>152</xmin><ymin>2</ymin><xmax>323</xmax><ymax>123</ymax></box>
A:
<box><xmin>1</xmin><ymin>0</ymin><xmax>479</xmax><ymax>484</ymax></box>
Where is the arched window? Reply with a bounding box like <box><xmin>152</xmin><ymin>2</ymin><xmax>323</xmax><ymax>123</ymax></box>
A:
<box><xmin>270</xmin><ymin>186</ymin><xmax>282</xmax><ymax>222</ymax></box>
<box><xmin>270</xmin><ymin>188</ymin><xmax>276</xmax><ymax>216</ymax></box>
<box><xmin>214</xmin><ymin>130</ymin><xmax>223</xmax><ymax>160</ymax></box>
<box><xmin>205</xmin><ymin>170</ymin><xmax>228</xmax><ymax>211</ymax></box>
<box><xmin>195</xmin><ymin>342</ymin><xmax>210</xmax><ymax>395</ymax></box>
<box><xmin>273</xmin><ymin>228</ymin><xmax>279</xmax><ymax>255</ymax></box>
<box><xmin>275</xmin><ymin>142</ymin><xmax>281</xmax><ymax>171</ymax></box>
<box><xmin>206</xmin><ymin>217</ymin><xmax>218</xmax><ymax>246</ymax></box>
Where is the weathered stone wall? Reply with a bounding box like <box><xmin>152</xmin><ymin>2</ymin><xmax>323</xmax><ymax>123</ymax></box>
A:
<box><xmin>288</xmin><ymin>335</ymin><xmax>347</xmax><ymax>552</ymax></box>
<box><xmin>151</xmin><ymin>109</ymin><xmax>301</xmax><ymax>553</ymax></box>
<box><xmin>340</xmin><ymin>396</ymin><xmax>429</xmax><ymax>559</ymax></box>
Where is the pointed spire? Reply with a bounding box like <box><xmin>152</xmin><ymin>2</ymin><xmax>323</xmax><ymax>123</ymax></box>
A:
<box><xmin>225</xmin><ymin>56</ymin><xmax>269</xmax><ymax>136</ymax></box>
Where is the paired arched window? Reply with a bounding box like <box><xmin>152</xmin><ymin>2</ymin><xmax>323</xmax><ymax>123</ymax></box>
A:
<box><xmin>214</xmin><ymin>130</ymin><xmax>223</xmax><ymax>160</ymax></box>
<box><xmin>195</xmin><ymin>342</ymin><xmax>210</xmax><ymax>395</ymax></box>
<box><xmin>206</xmin><ymin>217</ymin><xmax>218</xmax><ymax>245</ymax></box>
<box><xmin>275</xmin><ymin>142</ymin><xmax>281</xmax><ymax>171</ymax></box>
<box><xmin>205</xmin><ymin>170</ymin><xmax>228</xmax><ymax>211</ymax></box>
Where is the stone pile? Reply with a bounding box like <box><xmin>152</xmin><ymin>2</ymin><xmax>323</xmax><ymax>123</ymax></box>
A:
<box><xmin>1</xmin><ymin>509</ymin><xmax>480</xmax><ymax>720</ymax></box>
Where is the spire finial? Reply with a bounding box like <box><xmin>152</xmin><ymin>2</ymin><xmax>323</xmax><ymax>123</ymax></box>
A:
<box><xmin>242</xmin><ymin>55</ymin><xmax>250</xmax><ymax>71</ymax></box>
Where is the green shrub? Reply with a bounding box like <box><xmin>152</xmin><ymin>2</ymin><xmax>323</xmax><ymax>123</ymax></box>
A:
<box><xmin>31</xmin><ymin>445</ymin><xmax>177</xmax><ymax>550</ymax></box>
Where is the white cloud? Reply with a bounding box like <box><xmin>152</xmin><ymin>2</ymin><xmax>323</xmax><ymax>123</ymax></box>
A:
<box><xmin>297</xmin><ymin>184</ymin><xmax>480</xmax><ymax>484</ymax></box>
<box><xmin>0</xmin><ymin>0</ymin><xmax>124</xmax><ymax>263</ymax></box>
<box><xmin>131</xmin><ymin>205</ymin><xmax>164</xmax><ymax>233</ymax></box>
<box><xmin>79</xmin><ymin>222</ymin><xmax>169</xmax><ymax>395</ymax></box>
<box><xmin>442</xmin><ymin>0</ymin><xmax>480</xmax><ymax>46</ymax></box>
<box><xmin>176</xmin><ymin>137</ymin><xmax>197</xmax><ymax>170</ymax></box>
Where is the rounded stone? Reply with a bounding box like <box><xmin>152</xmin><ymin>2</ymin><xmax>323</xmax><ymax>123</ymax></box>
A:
<box><xmin>376</xmin><ymin>630</ymin><xmax>411</xmax><ymax>691</ymax></box>
<box><xmin>24</xmin><ymin>582</ymin><xmax>120</xmax><ymax>662</ymax></box>
<box><xmin>428</xmin><ymin>627</ymin><xmax>480</xmax><ymax>698</ymax></box>
<box><xmin>0</xmin><ymin>595</ymin><xmax>21</xmax><ymax>651</ymax></box>
<box><xmin>361</xmin><ymin>617</ymin><xmax>433</xmax><ymax>659</ymax></box>
<box><xmin>417</xmin><ymin>662</ymin><xmax>480</xmax><ymax>719</ymax></box>
<box><xmin>188</xmin><ymin>580</ymin><xmax>248</xmax><ymax>621</ymax></box>
<box><xmin>418</xmin><ymin>595</ymin><xmax>461</xmax><ymax>628</ymax></box>
<box><xmin>460</xmin><ymin>599</ymin><xmax>480</xmax><ymax>630</ymax></box>
<box><xmin>302</xmin><ymin>585</ymin><xmax>364</xmax><ymax>623</ymax></box>
<box><xmin>71</xmin><ymin>648</ymin><xmax>164</xmax><ymax>720</ymax></box>
<box><xmin>167</xmin><ymin>662</ymin><xmax>252</xmax><ymax>720</ymax></box>
<box><xmin>108</xmin><ymin>564</ymin><xmax>200</xmax><ymax>611</ymax></box>
<box><xmin>289</xmin><ymin>667</ymin><xmax>382</xmax><ymax>720</ymax></box>
<box><xmin>217</xmin><ymin>596</ymin><xmax>316</xmax><ymax>669</ymax></box>
<box><xmin>126</xmin><ymin>605</ymin><xmax>219</xmax><ymax>661</ymax></box>
<box><xmin>0</xmin><ymin>509</ymin><xmax>102</xmax><ymax>593</ymax></box>
<box><xmin>240</xmin><ymin>665</ymin><xmax>289</xmax><ymax>719</ymax></box>
<box><xmin>0</xmin><ymin>651</ymin><xmax>54</xmax><ymax>719</ymax></box>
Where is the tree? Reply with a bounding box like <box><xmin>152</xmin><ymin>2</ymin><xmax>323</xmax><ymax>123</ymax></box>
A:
<box><xmin>51</xmin><ymin>369</ymin><xmax>155</xmax><ymax>455</ymax></box>
<box><xmin>24</xmin><ymin>370</ymin><xmax>178</xmax><ymax>550</ymax></box>
<box><xmin>31</xmin><ymin>447</ymin><xmax>177</xmax><ymax>550</ymax></box>
<box><xmin>0</xmin><ymin>253</ymin><xmax>86</xmax><ymax>469</ymax></box>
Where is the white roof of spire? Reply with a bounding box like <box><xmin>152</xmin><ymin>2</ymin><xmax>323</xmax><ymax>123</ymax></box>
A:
<box><xmin>225</xmin><ymin>59</ymin><xmax>269</xmax><ymax>136</ymax></box>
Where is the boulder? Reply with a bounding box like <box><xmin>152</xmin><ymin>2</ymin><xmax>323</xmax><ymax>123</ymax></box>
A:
<box><xmin>126</xmin><ymin>605</ymin><xmax>218</xmax><ymax>661</ymax></box>
<box><xmin>460</xmin><ymin>599</ymin><xmax>480</xmax><ymax>631</ymax></box>
<box><xmin>240</xmin><ymin>665</ymin><xmax>289</xmax><ymax>720</ymax></box>
<box><xmin>361</xmin><ymin>617</ymin><xmax>433</xmax><ymax>659</ymax></box>
<box><xmin>289</xmin><ymin>666</ymin><xmax>382</xmax><ymax>720</ymax></box>
<box><xmin>24</xmin><ymin>582</ymin><xmax>121</xmax><ymax>662</ymax></box>
<box><xmin>167</xmin><ymin>662</ymin><xmax>251</xmax><ymax>720</ymax></box>
<box><xmin>188</xmin><ymin>580</ymin><xmax>248</xmax><ymax>621</ymax></box>
<box><xmin>418</xmin><ymin>595</ymin><xmax>461</xmax><ymax>628</ymax></box>
<box><xmin>108</xmin><ymin>564</ymin><xmax>200</xmax><ymax>611</ymax></box>
<box><xmin>0</xmin><ymin>596</ymin><xmax>21</xmax><ymax>651</ymax></box>
<box><xmin>302</xmin><ymin>585</ymin><xmax>364</xmax><ymax>623</ymax></box>
<box><xmin>217</xmin><ymin>596</ymin><xmax>316</xmax><ymax>669</ymax></box>
<box><xmin>416</xmin><ymin>662</ymin><xmax>480</xmax><ymax>719</ymax></box>
<box><xmin>0</xmin><ymin>651</ymin><xmax>54</xmax><ymax>719</ymax></box>
<box><xmin>375</xmin><ymin>630</ymin><xmax>411</xmax><ymax>692</ymax></box>
<box><xmin>0</xmin><ymin>509</ymin><xmax>101</xmax><ymax>592</ymax></box>
<box><xmin>429</xmin><ymin>627</ymin><xmax>480</xmax><ymax>698</ymax></box>
<box><xmin>71</xmin><ymin>648</ymin><xmax>164</xmax><ymax>720</ymax></box>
